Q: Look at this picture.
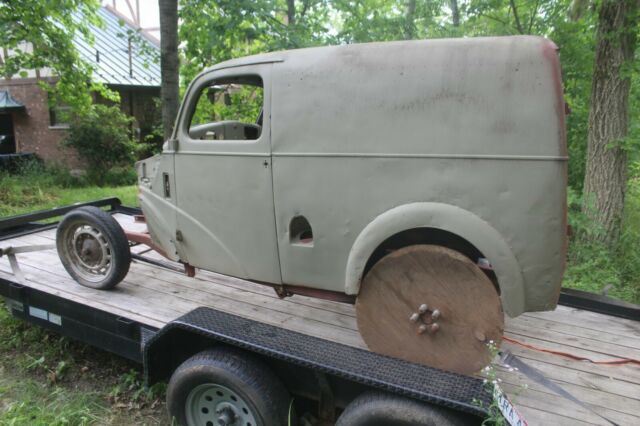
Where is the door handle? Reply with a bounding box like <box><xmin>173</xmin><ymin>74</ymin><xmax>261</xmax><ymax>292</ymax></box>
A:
<box><xmin>163</xmin><ymin>173</ymin><xmax>171</xmax><ymax>198</ymax></box>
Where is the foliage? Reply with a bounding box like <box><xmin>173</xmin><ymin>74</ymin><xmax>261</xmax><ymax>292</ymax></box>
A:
<box><xmin>565</xmin><ymin>184</ymin><xmax>640</xmax><ymax>304</ymax></box>
<box><xmin>64</xmin><ymin>105</ymin><xmax>139</xmax><ymax>185</ymax></box>
<box><xmin>179</xmin><ymin>0</ymin><xmax>333</xmax><ymax>83</ymax></box>
<box><xmin>0</xmin><ymin>162</ymin><xmax>137</xmax><ymax>217</ymax></box>
<box><xmin>0</xmin><ymin>302</ymin><xmax>167</xmax><ymax>425</ymax></box>
<box><xmin>191</xmin><ymin>83</ymin><xmax>264</xmax><ymax>126</ymax></box>
<box><xmin>0</xmin><ymin>0</ymin><xmax>117</xmax><ymax>112</ymax></box>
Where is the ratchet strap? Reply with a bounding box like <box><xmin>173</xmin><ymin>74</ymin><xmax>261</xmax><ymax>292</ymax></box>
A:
<box><xmin>499</xmin><ymin>350</ymin><xmax>620</xmax><ymax>426</ymax></box>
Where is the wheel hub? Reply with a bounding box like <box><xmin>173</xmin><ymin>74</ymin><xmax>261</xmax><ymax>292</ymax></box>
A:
<box><xmin>61</xmin><ymin>222</ymin><xmax>114</xmax><ymax>283</ymax></box>
<box><xmin>185</xmin><ymin>384</ymin><xmax>257</xmax><ymax>426</ymax></box>
<box><xmin>215</xmin><ymin>405</ymin><xmax>237</xmax><ymax>425</ymax></box>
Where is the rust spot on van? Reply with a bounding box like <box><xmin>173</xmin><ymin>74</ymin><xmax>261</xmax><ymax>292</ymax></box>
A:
<box><xmin>542</xmin><ymin>39</ymin><xmax>568</xmax><ymax>276</ymax></box>
<box><xmin>541</xmin><ymin>40</ymin><xmax>567</xmax><ymax>157</ymax></box>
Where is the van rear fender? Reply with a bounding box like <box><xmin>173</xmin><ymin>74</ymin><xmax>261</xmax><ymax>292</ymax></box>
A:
<box><xmin>345</xmin><ymin>202</ymin><xmax>526</xmax><ymax>317</ymax></box>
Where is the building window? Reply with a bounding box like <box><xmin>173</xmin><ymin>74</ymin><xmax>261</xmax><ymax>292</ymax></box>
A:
<box><xmin>49</xmin><ymin>103</ymin><xmax>72</xmax><ymax>128</ymax></box>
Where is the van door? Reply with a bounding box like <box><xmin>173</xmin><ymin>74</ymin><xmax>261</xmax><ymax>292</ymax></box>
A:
<box><xmin>173</xmin><ymin>65</ymin><xmax>281</xmax><ymax>283</ymax></box>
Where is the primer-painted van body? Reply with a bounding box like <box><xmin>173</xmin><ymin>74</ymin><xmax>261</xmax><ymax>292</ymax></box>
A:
<box><xmin>137</xmin><ymin>36</ymin><xmax>567</xmax><ymax>317</ymax></box>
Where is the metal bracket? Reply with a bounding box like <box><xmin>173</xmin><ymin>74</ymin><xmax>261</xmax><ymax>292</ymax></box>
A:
<box><xmin>0</xmin><ymin>244</ymin><xmax>55</xmax><ymax>285</ymax></box>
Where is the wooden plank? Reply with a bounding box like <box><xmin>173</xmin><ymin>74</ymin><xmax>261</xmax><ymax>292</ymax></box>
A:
<box><xmin>505</xmin><ymin>319</ymin><xmax>640</xmax><ymax>360</ymax></box>
<box><xmin>501</xmin><ymin>333</ymin><xmax>640</xmax><ymax>383</ymax></box>
<box><xmin>497</xmin><ymin>355</ymin><xmax>640</xmax><ymax>401</ymax></box>
<box><xmin>524</xmin><ymin>306</ymin><xmax>640</xmax><ymax>339</ymax></box>
<box><xmin>499</xmin><ymin>384</ymin><xmax>605</xmax><ymax>425</ymax></box>
<box><xmin>496</xmin><ymin>366</ymin><xmax>640</xmax><ymax>416</ymax></box>
<box><xmin>3</xmin><ymin>237</ymin><xmax>362</xmax><ymax>335</ymax></box>
<box><xmin>0</xmin><ymin>247</ymin><xmax>366</xmax><ymax>349</ymax></box>
<box><xmin>509</xmin><ymin>313</ymin><xmax>640</xmax><ymax>350</ymax></box>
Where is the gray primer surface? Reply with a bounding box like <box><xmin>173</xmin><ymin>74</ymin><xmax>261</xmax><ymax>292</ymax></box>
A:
<box><xmin>137</xmin><ymin>36</ymin><xmax>567</xmax><ymax>317</ymax></box>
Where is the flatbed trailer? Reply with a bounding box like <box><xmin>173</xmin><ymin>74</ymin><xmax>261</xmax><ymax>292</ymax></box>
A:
<box><xmin>0</xmin><ymin>199</ymin><xmax>638</xmax><ymax>425</ymax></box>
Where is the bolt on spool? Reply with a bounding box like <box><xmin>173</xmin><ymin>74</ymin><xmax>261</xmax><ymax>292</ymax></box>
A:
<box><xmin>408</xmin><ymin>303</ymin><xmax>441</xmax><ymax>335</ymax></box>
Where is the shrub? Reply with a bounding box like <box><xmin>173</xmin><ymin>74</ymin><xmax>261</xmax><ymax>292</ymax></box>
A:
<box><xmin>564</xmin><ymin>179</ymin><xmax>640</xmax><ymax>304</ymax></box>
<box><xmin>64</xmin><ymin>104</ymin><xmax>138</xmax><ymax>185</ymax></box>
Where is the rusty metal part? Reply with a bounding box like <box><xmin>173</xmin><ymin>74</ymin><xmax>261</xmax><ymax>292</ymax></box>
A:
<box><xmin>183</xmin><ymin>263</ymin><xmax>196</xmax><ymax>278</ymax></box>
<box><xmin>124</xmin><ymin>230</ymin><xmax>168</xmax><ymax>257</ymax></box>
<box><xmin>270</xmin><ymin>284</ymin><xmax>356</xmax><ymax>304</ymax></box>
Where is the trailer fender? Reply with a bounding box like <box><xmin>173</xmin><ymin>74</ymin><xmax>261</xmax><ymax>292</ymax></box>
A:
<box><xmin>344</xmin><ymin>202</ymin><xmax>526</xmax><ymax>317</ymax></box>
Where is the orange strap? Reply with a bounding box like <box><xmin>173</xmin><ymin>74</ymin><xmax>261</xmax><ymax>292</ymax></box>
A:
<box><xmin>502</xmin><ymin>336</ymin><xmax>640</xmax><ymax>366</ymax></box>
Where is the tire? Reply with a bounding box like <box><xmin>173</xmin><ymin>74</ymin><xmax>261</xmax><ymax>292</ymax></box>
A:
<box><xmin>167</xmin><ymin>348</ymin><xmax>291</xmax><ymax>426</ymax></box>
<box><xmin>336</xmin><ymin>392</ymin><xmax>474</xmax><ymax>426</ymax></box>
<box><xmin>56</xmin><ymin>206</ymin><xmax>131</xmax><ymax>290</ymax></box>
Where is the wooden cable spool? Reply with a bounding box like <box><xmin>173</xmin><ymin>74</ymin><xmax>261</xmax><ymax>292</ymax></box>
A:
<box><xmin>355</xmin><ymin>245</ymin><xmax>504</xmax><ymax>375</ymax></box>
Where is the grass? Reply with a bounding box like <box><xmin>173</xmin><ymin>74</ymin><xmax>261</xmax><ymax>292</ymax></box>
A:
<box><xmin>0</xmin><ymin>166</ymin><xmax>137</xmax><ymax>217</ymax></box>
<box><xmin>0</xmin><ymin>301</ymin><xmax>168</xmax><ymax>425</ymax></box>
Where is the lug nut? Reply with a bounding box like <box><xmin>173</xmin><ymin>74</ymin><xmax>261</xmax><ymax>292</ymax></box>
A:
<box><xmin>429</xmin><ymin>323</ymin><xmax>440</xmax><ymax>334</ymax></box>
<box><xmin>418</xmin><ymin>324</ymin><xmax>428</xmax><ymax>334</ymax></box>
<box><xmin>431</xmin><ymin>309</ymin><xmax>441</xmax><ymax>320</ymax></box>
<box><xmin>409</xmin><ymin>312</ymin><xmax>420</xmax><ymax>323</ymax></box>
<box><xmin>418</xmin><ymin>304</ymin><xmax>428</xmax><ymax>314</ymax></box>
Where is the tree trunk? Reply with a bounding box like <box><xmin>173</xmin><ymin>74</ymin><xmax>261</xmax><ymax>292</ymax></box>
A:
<box><xmin>159</xmin><ymin>0</ymin><xmax>180</xmax><ymax>141</ymax></box>
<box><xmin>287</xmin><ymin>0</ymin><xmax>296</xmax><ymax>25</ymax></box>
<box><xmin>450</xmin><ymin>0</ymin><xmax>460</xmax><ymax>27</ymax></box>
<box><xmin>403</xmin><ymin>0</ymin><xmax>417</xmax><ymax>40</ymax></box>
<box><xmin>582</xmin><ymin>0</ymin><xmax>639</xmax><ymax>246</ymax></box>
<box><xmin>509</xmin><ymin>0</ymin><xmax>525</xmax><ymax>34</ymax></box>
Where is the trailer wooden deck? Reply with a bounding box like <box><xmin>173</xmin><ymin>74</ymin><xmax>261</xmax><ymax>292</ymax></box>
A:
<box><xmin>1</xmin><ymin>213</ymin><xmax>638</xmax><ymax>426</ymax></box>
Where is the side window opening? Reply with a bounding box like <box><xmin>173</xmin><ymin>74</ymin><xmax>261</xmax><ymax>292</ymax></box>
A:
<box><xmin>189</xmin><ymin>75</ymin><xmax>263</xmax><ymax>141</ymax></box>
<box><xmin>290</xmin><ymin>216</ymin><xmax>314</xmax><ymax>246</ymax></box>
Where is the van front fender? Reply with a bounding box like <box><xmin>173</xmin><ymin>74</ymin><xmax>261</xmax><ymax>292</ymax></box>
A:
<box><xmin>344</xmin><ymin>202</ymin><xmax>526</xmax><ymax>317</ymax></box>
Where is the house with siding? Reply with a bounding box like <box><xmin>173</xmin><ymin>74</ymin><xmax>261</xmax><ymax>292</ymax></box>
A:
<box><xmin>0</xmin><ymin>6</ymin><xmax>161</xmax><ymax>167</ymax></box>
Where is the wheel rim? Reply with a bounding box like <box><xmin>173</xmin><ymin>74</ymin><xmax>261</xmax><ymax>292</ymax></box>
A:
<box><xmin>61</xmin><ymin>221</ymin><xmax>113</xmax><ymax>283</ymax></box>
<box><xmin>185</xmin><ymin>384</ymin><xmax>258</xmax><ymax>426</ymax></box>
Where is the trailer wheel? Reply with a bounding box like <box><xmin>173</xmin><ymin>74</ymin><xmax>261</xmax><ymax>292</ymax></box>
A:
<box><xmin>56</xmin><ymin>206</ymin><xmax>130</xmax><ymax>290</ymax></box>
<box><xmin>167</xmin><ymin>348</ymin><xmax>290</xmax><ymax>426</ymax></box>
<box><xmin>336</xmin><ymin>392</ymin><xmax>472</xmax><ymax>426</ymax></box>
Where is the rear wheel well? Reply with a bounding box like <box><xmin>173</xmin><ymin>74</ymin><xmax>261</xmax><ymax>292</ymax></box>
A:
<box><xmin>362</xmin><ymin>227</ymin><xmax>499</xmax><ymax>292</ymax></box>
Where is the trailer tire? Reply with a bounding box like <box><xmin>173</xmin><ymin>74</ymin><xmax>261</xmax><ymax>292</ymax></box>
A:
<box><xmin>336</xmin><ymin>391</ymin><xmax>472</xmax><ymax>426</ymax></box>
<box><xmin>56</xmin><ymin>206</ymin><xmax>130</xmax><ymax>290</ymax></box>
<box><xmin>167</xmin><ymin>348</ymin><xmax>291</xmax><ymax>426</ymax></box>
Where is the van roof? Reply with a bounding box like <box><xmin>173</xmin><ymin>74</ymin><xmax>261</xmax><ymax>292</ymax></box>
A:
<box><xmin>206</xmin><ymin>35</ymin><xmax>556</xmax><ymax>72</ymax></box>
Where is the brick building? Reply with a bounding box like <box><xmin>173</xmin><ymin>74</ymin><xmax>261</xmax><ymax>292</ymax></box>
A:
<box><xmin>0</xmin><ymin>6</ymin><xmax>161</xmax><ymax>168</ymax></box>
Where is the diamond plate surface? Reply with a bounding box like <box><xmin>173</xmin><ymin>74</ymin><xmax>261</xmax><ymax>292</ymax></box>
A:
<box><xmin>146</xmin><ymin>307</ymin><xmax>490</xmax><ymax>417</ymax></box>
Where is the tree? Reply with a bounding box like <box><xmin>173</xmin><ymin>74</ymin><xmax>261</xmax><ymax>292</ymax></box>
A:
<box><xmin>0</xmin><ymin>0</ymin><xmax>107</xmax><ymax>112</ymax></box>
<box><xmin>582</xmin><ymin>0</ymin><xmax>640</xmax><ymax>246</ymax></box>
<box><xmin>404</xmin><ymin>0</ymin><xmax>417</xmax><ymax>39</ymax></box>
<box><xmin>450</xmin><ymin>0</ymin><xmax>460</xmax><ymax>27</ymax></box>
<box><xmin>159</xmin><ymin>0</ymin><xmax>180</xmax><ymax>140</ymax></box>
